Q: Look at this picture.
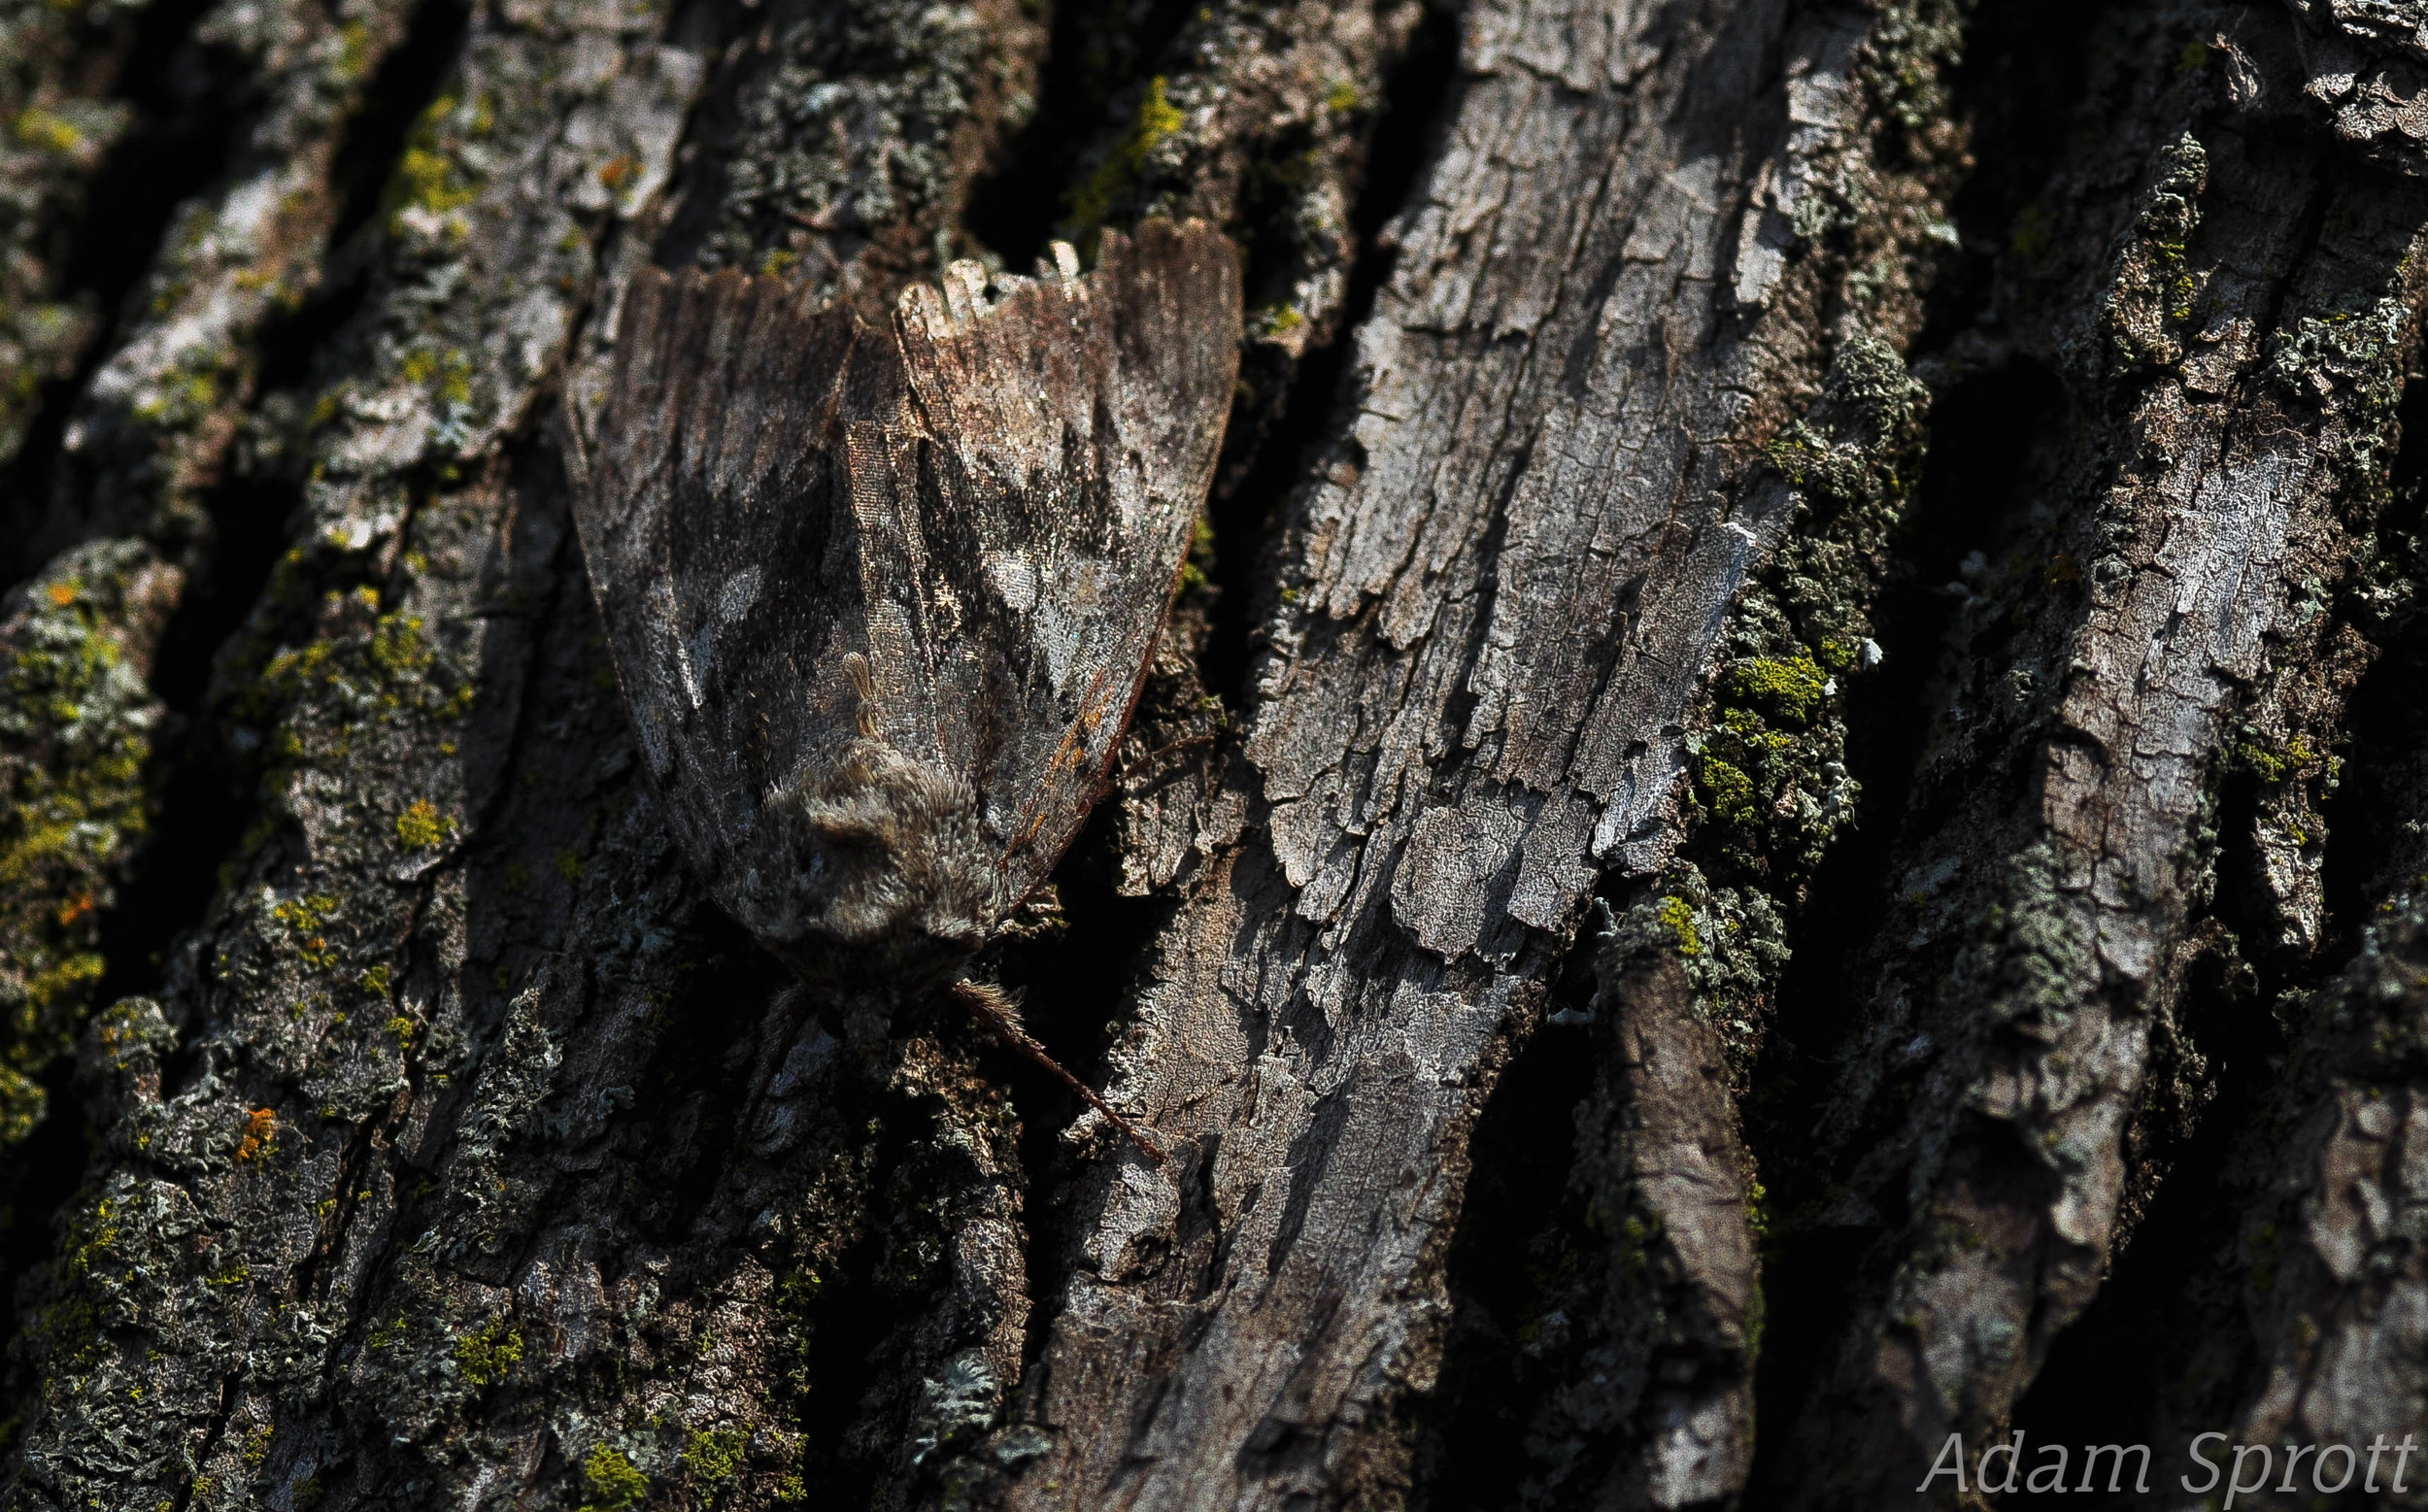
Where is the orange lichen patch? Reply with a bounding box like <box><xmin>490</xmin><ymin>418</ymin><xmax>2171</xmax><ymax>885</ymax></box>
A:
<box><xmin>46</xmin><ymin>581</ymin><xmax>77</xmax><ymax>607</ymax></box>
<box><xmin>597</xmin><ymin>155</ymin><xmax>637</xmax><ymax>189</ymax></box>
<box><xmin>236</xmin><ymin>1107</ymin><xmax>278</xmax><ymax>1163</ymax></box>
<box><xmin>54</xmin><ymin>892</ymin><xmax>96</xmax><ymax>928</ymax></box>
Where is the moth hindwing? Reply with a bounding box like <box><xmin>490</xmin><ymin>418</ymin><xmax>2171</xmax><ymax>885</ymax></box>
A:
<box><xmin>565</xmin><ymin>219</ymin><xmax>1241</xmax><ymax>989</ymax></box>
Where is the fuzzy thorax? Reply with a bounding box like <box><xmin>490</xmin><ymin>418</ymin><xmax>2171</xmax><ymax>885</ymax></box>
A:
<box><xmin>772</xmin><ymin>737</ymin><xmax>1000</xmax><ymax>990</ymax></box>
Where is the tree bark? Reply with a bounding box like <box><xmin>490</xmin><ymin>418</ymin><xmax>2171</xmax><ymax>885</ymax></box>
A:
<box><xmin>3</xmin><ymin>0</ymin><xmax>2427</xmax><ymax>1509</ymax></box>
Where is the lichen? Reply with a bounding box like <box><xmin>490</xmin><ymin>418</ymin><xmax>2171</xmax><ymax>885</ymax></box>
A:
<box><xmin>0</xmin><ymin>542</ymin><xmax>175</xmax><ymax>1147</ymax></box>
<box><xmin>2101</xmin><ymin>133</ymin><xmax>2208</xmax><ymax>373</ymax></box>
<box><xmin>385</xmin><ymin>92</ymin><xmax>485</xmax><ymax>235</ymax></box>
<box><xmin>234</xmin><ymin>1107</ymin><xmax>278</xmax><ymax>1163</ymax></box>
<box><xmin>1722</xmin><ymin>653</ymin><xmax>1829</xmax><ymax>726</ymax></box>
<box><xmin>1863</xmin><ymin>0</ymin><xmax>1969</xmax><ymax>137</ymax></box>
<box><xmin>2235</xmin><ymin>732</ymin><xmax>2321</xmax><ymax>787</ymax></box>
<box><xmin>395</xmin><ymin>799</ymin><xmax>452</xmax><ymax>851</ymax></box>
<box><xmin>2</xmin><ymin>11</ymin><xmax>722</xmax><ymax>1502</ymax></box>
<box><xmin>1971</xmin><ymin>845</ymin><xmax>2098</xmax><ymax>1036</ymax></box>
<box><xmin>2271</xmin><ymin>294</ymin><xmax>2411</xmax><ymax>476</ymax></box>
<box><xmin>1655</xmin><ymin>894</ymin><xmax>1701</xmax><ymax>957</ymax></box>
<box><xmin>1605</xmin><ymin>867</ymin><xmax>1791</xmax><ymax>1074</ymax></box>
<box><xmin>1692</xmin><ymin>337</ymin><xmax>1926</xmax><ymax>887</ymax></box>
<box><xmin>0</xmin><ymin>6</ymin><xmax>135</xmax><ymax>464</ymax></box>
<box><xmin>691</xmin><ymin>0</ymin><xmax>1032</xmax><ymax>305</ymax></box>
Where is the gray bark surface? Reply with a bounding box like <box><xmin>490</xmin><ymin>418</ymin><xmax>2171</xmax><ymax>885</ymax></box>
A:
<box><xmin>1</xmin><ymin>0</ymin><xmax>2426</xmax><ymax>1509</ymax></box>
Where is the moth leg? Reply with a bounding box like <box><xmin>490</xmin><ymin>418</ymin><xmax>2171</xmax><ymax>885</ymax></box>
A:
<box><xmin>948</xmin><ymin>981</ymin><xmax>1166</xmax><ymax>1164</ymax></box>
<box><xmin>1124</xmin><ymin>727</ymin><xmax>1218</xmax><ymax>783</ymax></box>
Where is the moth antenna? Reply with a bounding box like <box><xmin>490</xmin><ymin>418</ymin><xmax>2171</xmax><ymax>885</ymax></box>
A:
<box><xmin>843</xmin><ymin>652</ymin><xmax>879</xmax><ymax>738</ymax></box>
<box><xmin>949</xmin><ymin>981</ymin><xmax>1167</xmax><ymax>1165</ymax></box>
<box><xmin>1051</xmin><ymin>241</ymin><xmax>1081</xmax><ymax>281</ymax></box>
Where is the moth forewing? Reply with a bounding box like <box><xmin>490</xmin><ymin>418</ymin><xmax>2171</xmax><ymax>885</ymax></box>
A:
<box><xmin>564</xmin><ymin>219</ymin><xmax>1239</xmax><ymax>1156</ymax></box>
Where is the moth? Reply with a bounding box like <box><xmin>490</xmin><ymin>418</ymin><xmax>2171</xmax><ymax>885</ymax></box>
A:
<box><xmin>561</xmin><ymin>219</ymin><xmax>1241</xmax><ymax>1159</ymax></box>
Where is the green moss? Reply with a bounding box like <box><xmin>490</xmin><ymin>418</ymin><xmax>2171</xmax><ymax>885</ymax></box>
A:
<box><xmin>578</xmin><ymin>1446</ymin><xmax>649</xmax><ymax>1512</ymax></box>
<box><xmin>453</xmin><ymin>1316</ymin><xmax>523</xmax><ymax>1386</ymax></box>
<box><xmin>1177</xmin><ymin>515</ymin><xmax>1217</xmax><ymax>594</ymax></box>
<box><xmin>1655</xmin><ymin>894</ymin><xmax>1701</xmax><ymax>956</ymax></box>
<box><xmin>2103</xmin><ymin>134</ymin><xmax>2208</xmax><ymax>372</ymax></box>
<box><xmin>386</xmin><ymin>94</ymin><xmax>481</xmax><ymax>232</ymax></box>
<box><xmin>337</xmin><ymin>20</ymin><xmax>375</xmax><ymax>79</ymax></box>
<box><xmin>1255</xmin><ymin>304</ymin><xmax>1306</xmax><ymax>341</ymax></box>
<box><xmin>1693</xmin><ymin>754</ymin><xmax>1758</xmax><ymax>835</ymax></box>
<box><xmin>681</xmin><ymin>1426</ymin><xmax>751</xmax><ymax>1491</ymax></box>
<box><xmin>396</xmin><ymin>800</ymin><xmax>451</xmax><ymax>851</ymax></box>
<box><xmin>1064</xmin><ymin>76</ymin><xmax>1186</xmax><ymax>245</ymax></box>
<box><xmin>1722</xmin><ymin>653</ymin><xmax>1828</xmax><ymax>726</ymax></box>
<box><xmin>12</xmin><ymin>107</ymin><xmax>85</xmax><ymax>156</ymax></box>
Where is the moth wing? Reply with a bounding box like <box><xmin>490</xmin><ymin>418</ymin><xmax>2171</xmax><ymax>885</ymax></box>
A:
<box><xmin>567</xmin><ymin>265</ymin><xmax>902</xmax><ymax>955</ymax></box>
<box><xmin>568</xmin><ymin>220</ymin><xmax>1238</xmax><ymax>966</ymax></box>
<box><xmin>882</xmin><ymin>218</ymin><xmax>1241</xmax><ymax>902</ymax></box>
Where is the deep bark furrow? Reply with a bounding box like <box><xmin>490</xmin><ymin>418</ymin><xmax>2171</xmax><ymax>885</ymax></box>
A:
<box><xmin>2138</xmin><ymin>900</ymin><xmax>2428</xmax><ymax>1507</ymax></box>
<box><xmin>1006</xmin><ymin>3</ymin><xmax>1957</xmax><ymax>1505</ymax></box>
<box><xmin>8</xmin><ymin>6</ymin><xmax>708</xmax><ymax>1504</ymax></box>
<box><xmin>0</xmin><ymin>0</ymin><xmax>423</xmax><ymax>1177</ymax></box>
<box><xmin>0</xmin><ymin>0</ymin><xmax>151</xmax><ymax>480</ymax></box>
<box><xmin>1776</xmin><ymin>6</ymin><xmax>2428</xmax><ymax>1501</ymax></box>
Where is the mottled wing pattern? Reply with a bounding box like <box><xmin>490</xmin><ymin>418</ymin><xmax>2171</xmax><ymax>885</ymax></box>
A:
<box><xmin>565</xmin><ymin>219</ymin><xmax>1238</xmax><ymax>969</ymax></box>
<box><xmin>881</xmin><ymin>218</ymin><xmax>1241</xmax><ymax>902</ymax></box>
<box><xmin>566</xmin><ymin>267</ymin><xmax>888</xmax><ymax>958</ymax></box>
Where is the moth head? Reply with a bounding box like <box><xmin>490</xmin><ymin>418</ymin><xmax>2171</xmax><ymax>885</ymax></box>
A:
<box><xmin>771</xmin><ymin>735</ymin><xmax>1001</xmax><ymax>991</ymax></box>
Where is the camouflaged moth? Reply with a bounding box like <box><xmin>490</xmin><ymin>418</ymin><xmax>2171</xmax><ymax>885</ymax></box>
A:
<box><xmin>561</xmin><ymin>220</ymin><xmax>1242</xmax><ymax>1159</ymax></box>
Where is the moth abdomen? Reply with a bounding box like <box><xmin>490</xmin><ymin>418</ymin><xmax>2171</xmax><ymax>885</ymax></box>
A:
<box><xmin>775</xmin><ymin>735</ymin><xmax>1000</xmax><ymax>986</ymax></box>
